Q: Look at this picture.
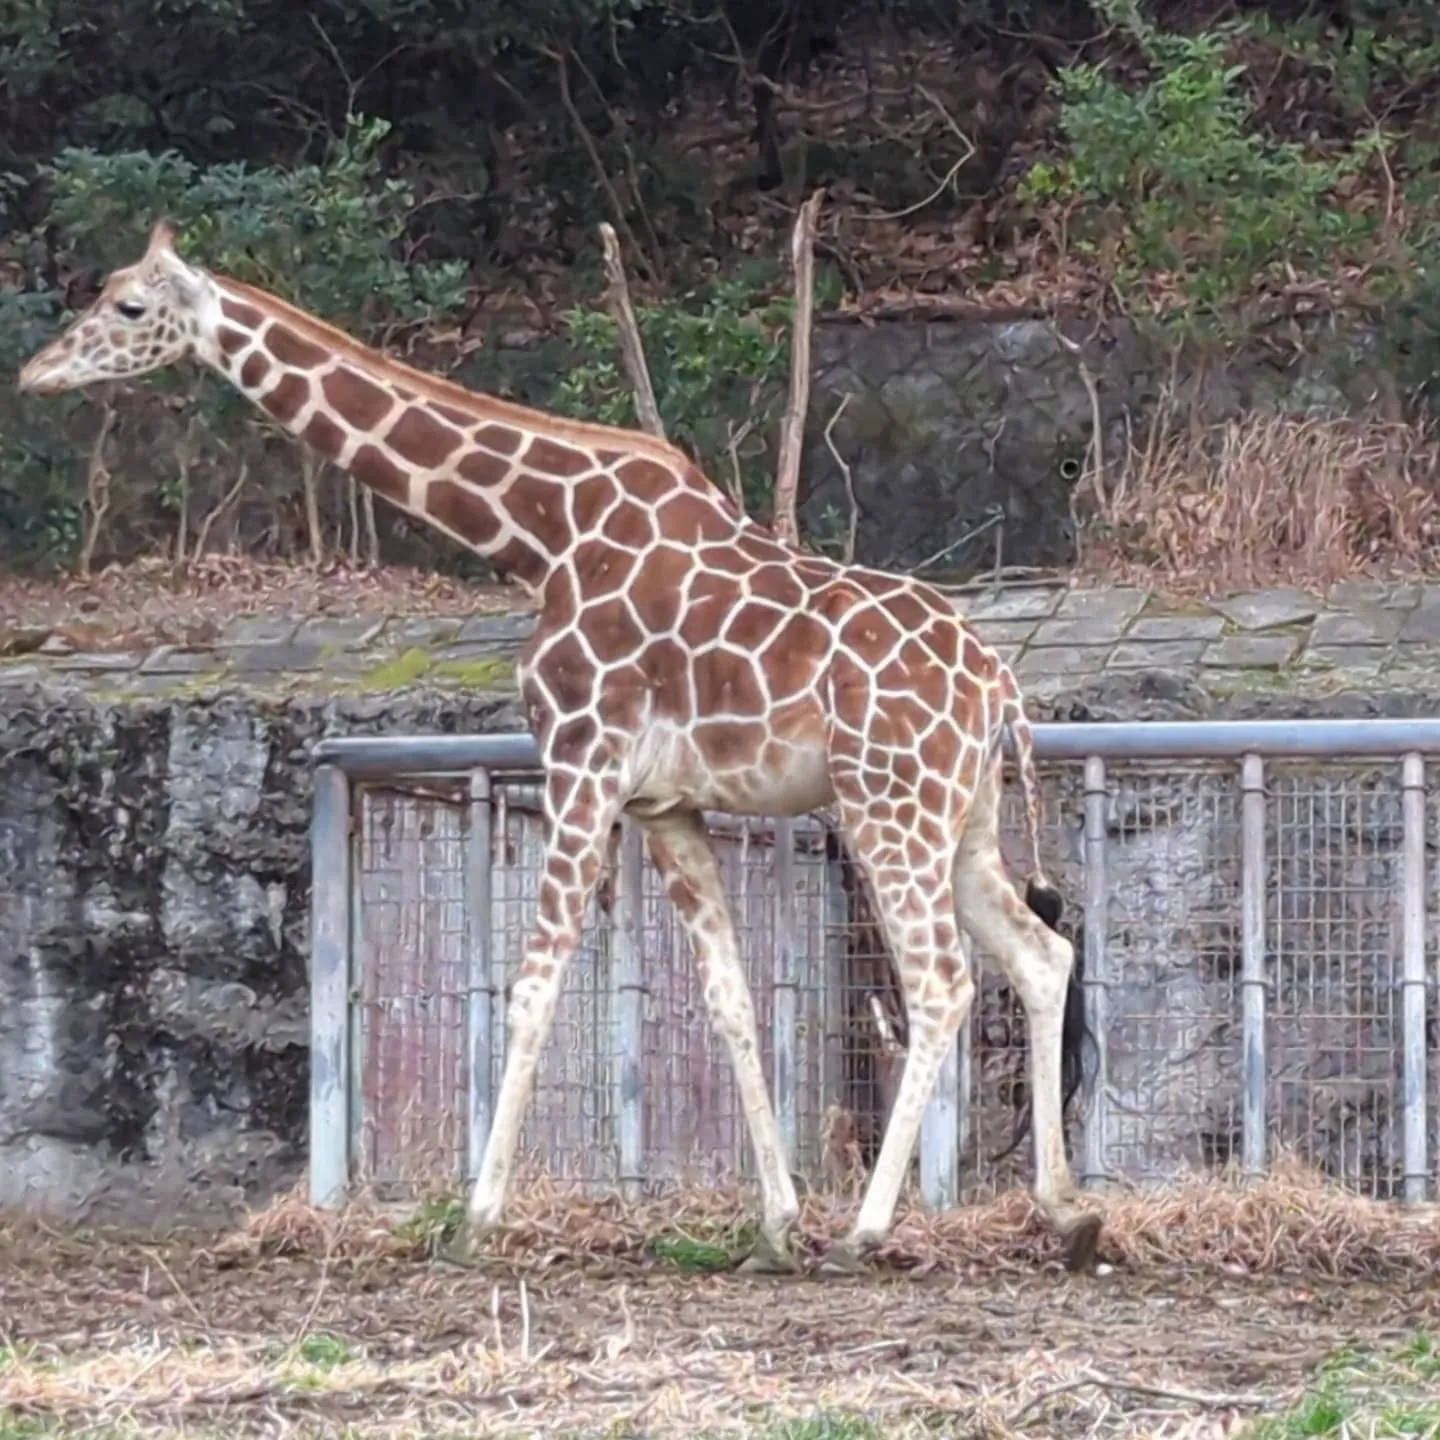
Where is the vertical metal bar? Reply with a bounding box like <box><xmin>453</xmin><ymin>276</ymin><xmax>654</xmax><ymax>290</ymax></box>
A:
<box><xmin>613</xmin><ymin>818</ymin><xmax>647</xmax><ymax>1196</ymax></box>
<box><xmin>465</xmin><ymin>769</ymin><xmax>495</xmax><ymax>1186</ymax></box>
<box><xmin>1240</xmin><ymin>752</ymin><xmax>1268</xmax><ymax>1183</ymax></box>
<box><xmin>821</xmin><ymin>833</ymin><xmax>849</xmax><ymax>1141</ymax></box>
<box><xmin>309</xmin><ymin>764</ymin><xmax>352</xmax><ymax>1208</ymax></box>
<box><xmin>772</xmin><ymin>817</ymin><xmax>799</xmax><ymax>1170</ymax></box>
<box><xmin>956</xmin><ymin>954</ymin><xmax>974</xmax><ymax>1186</ymax></box>
<box><xmin>920</xmin><ymin>1010</ymin><xmax>961</xmax><ymax>1211</ymax></box>
<box><xmin>1080</xmin><ymin>756</ymin><xmax>1109</xmax><ymax>1188</ymax></box>
<box><xmin>1401</xmin><ymin>752</ymin><xmax>1430</xmax><ymax>1203</ymax></box>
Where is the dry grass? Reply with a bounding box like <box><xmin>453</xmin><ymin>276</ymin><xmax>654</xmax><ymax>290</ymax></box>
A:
<box><xmin>1</xmin><ymin>1169</ymin><xmax>1436</xmax><ymax>1438</ymax></box>
<box><xmin>1075</xmin><ymin>405</ymin><xmax>1440</xmax><ymax>595</ymax></box>
<box><xmin>210</xmin><ymin>1158</ymin><xmax>1440</xmax><ymax>1283</ymax></box>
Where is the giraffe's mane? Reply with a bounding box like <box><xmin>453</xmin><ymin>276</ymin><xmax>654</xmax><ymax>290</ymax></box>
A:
<box><xmin>211</xmin><ymin>271</ymin><xmax>701</xmax><ymax>471</ymax></box>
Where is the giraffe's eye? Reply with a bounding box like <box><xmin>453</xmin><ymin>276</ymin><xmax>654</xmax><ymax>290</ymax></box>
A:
<box><xmin>115</xmin><ymin>299</ymin><xmax>146</xmax><ymax>321</ymax></box>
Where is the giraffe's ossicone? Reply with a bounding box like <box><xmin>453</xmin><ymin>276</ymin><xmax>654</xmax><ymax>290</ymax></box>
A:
<box><xmin>18</xmin><ymin>221</ymin><xmax>1105</xmax><ymax>1275</ymax></box>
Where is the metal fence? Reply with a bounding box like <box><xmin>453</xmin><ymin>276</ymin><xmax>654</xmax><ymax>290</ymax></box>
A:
<box><xmin>309</xmin><ymin>721</ymin><xmax>1440</xmax><ymax>1211</ymax></box>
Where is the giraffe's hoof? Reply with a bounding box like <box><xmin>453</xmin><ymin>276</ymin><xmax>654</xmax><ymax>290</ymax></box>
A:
<box><xmin>816</xmin><ymin>1241</ymin><xmax>873</xmax><ymax>1278</ymax></box>
<box><xmin>735</xmin><ymin>1231</ymin><xmax>801</xmax><ymax>1276</ymax></box>
<box><xmin>1060</xmin><ymin>1211</ymin><xmax>1104</xmax><ymax>1275</ymax></box>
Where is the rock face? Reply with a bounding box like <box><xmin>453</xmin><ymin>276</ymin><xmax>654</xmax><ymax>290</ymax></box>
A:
<box><xmin>0</xmin><ymin>682</ymin><xmax>523</xmax><ymax>1226</ymax></box>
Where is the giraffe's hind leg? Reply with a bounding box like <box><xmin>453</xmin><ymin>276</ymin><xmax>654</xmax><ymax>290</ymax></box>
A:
<box><xmin>819</xmin><ymin>809</ymin><xmax>975</xmax><ymax>1273</ymax></box>
<box><xmin>954</xmin><ymin>759</ymin><xmax>1103</xmax><ymax>1272</ymax></box>
<box><xmin>449</xmin><ymin>767</ymin><xmax>623</xmax><ymax>1262</ymax></box>
<box><xmin>640</xmin><ymin>810</ymin><xmax>802</xmax><ymax>1272</ymax></box>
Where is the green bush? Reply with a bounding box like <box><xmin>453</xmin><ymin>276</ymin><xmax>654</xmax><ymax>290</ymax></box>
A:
<box><xmin>1021</xmin><ymin>0</ymin><xmax>1384</xmax><ymax>334</ymax></box>
<box><xmin>1</xmin><ymin>112</ymin><xmax>471</xmax><ymax>571</ymax></box>
<box><xmin>553</xmin><ymin>275</ymin><xmax>797</xmax><ymax>514</ymax></box>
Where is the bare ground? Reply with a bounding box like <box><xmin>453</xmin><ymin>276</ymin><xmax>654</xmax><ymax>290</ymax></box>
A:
<box><xmin>2</xmin><ymin>1180</ymin><xmax>1438</xmax><ymax>1438</ymax></box>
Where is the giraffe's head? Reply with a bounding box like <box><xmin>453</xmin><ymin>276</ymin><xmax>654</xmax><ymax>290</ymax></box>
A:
<box><xmin>18</xmin><ymin>221</ymin><xmax>209</xmax><ymax>396</ymax></box>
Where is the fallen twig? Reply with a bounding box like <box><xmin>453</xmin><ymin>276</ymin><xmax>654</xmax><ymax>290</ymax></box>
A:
<box><xmin>598</xmin><ymin>223</ymin><xmax>665</xmax><ymax>441</ymax></box>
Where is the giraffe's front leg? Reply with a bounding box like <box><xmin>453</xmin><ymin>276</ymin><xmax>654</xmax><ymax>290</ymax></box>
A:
<box><xmin>446</xmin><ymin>768</ymin><xmax>622</xmax><ymax>1263</ymax></box>
<box><xmin>641</xmin><ymin>811</ymin><xmax>802</xmax><ymax>1273</ymax></box>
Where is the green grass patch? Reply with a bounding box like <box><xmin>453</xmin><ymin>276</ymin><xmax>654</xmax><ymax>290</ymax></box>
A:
<box><xmin>1243</xmin><ymin>1331</ymin><xmax>1440</xmax><ymax>1438</ymax></box>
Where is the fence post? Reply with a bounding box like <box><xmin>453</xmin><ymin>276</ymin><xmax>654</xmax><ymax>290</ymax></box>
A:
<box><xmin>772</xmin><ymin>817</ymin><xmax>800</xmax><ymax>1169</ymax></box>
<box><xmin>1240</xmin><ymin>753</ymin><xmax>1268</xmax><ymax>1183</ymax></box>
<box><xmin>1400</xmin><ymin>752</ymin><xmax>1430</xmax><ymax>1203</ymax></box>
<box><xmin>613</xmin><ymin>818</ymin><xmax>647</xmax><ymax>1195</ymax></box>
<box><xmin>465</xmin><ymin>768</ymin><xmax>496</xmax><ymax>1187</ymax></box>
<box><xmin>310</xmin><ymin>763</ymin><xmax>352</xmax><ymax>1208</ymax></box>
<box><xmin>1080</xmin><ymin>756</ymin><xmax>1109</xmax><ymax>1189</ymax></box>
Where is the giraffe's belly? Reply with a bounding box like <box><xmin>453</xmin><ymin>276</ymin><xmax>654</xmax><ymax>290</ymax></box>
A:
<box><xmin>626</xmin><ymin>723</ymin><xmax>834</xmax><ymax>819</ymax></box>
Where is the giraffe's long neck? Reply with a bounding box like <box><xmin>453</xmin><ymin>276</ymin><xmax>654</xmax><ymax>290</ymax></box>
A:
<box><xmin>192</xmin><ymin>272</ymin><xmax>749</xmax><ymax>592</ymax></box>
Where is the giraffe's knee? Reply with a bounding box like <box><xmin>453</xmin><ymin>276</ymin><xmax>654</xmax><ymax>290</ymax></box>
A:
<box><xmin>506</xmin><ymin>965</ymin><xmax>560</xmax><ymax>1044</ymax></box>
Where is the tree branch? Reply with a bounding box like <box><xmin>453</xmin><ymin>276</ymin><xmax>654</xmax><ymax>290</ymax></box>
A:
<box><xmin>598</xmin><ymin>222</ymin><xmax>665</xmax><ymax>440</ymax></box>
<box><xmin>549</xmin><ymin>47</ymin><xmax>657</xmax><ymax>283</ymax></box>
<box><xmin>772</xmin><ymin>187</ymin><xmax>825</xmax><ymax>548</ymax></box>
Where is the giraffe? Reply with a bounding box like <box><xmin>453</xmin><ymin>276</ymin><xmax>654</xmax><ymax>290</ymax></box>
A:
<box><xmin>18</xmin><ymin>220</ymin><xmax>1105</xmax><ymax>1274</ymax></box>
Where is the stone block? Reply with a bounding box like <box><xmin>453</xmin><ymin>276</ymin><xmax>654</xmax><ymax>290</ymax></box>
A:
<box><xmin>1125</xmin><ymin>615</ymin><xmax>1226</xmax><ymax>642</ymax></box>
<box><xmin>293</xmin><ymin>616</ymin><xmax>388</xmax><ymax>650</ymax></box>
<box><xmin>967</xmin><ymin>617</ymin><xmax>1041</xmax><ymax>646</ymax></box>
<box><xmin>217</xmin><ymin>616</ymin><xmax>300</xmax><ymax>647</ymax></box>
<box><xmin>960</xmin><ymin>587</ymin><xmax>1063</xmax><ymax>622</ymax></box>
<box><xmin>1212</xmin><ymin>589</ymin><xmax>1318</xmax><ymax>631</ymax></box>
<box><xmin>1030</xmin><ymin>616</ymin><xmax>1130</xmax><ymax>648</ymax></box>
<box><xmin>1201</xmin><ymin>634</ymin><xmax>1301</xmax><ymax>669</ymax></box>
<box><xmin>1054</xmin><ymin>586</ymin><xmax>1150</xmax><ymax>625</ymax></box>
<box><xmin>1107</xmin><ymin>640</ymin><xmax>1210</xmax><ymax>670</ymax></box>
<box><xmin>1308</xmin><ymin>609</ymin><xmax>1403</xmax><ymax>647</ymax></box>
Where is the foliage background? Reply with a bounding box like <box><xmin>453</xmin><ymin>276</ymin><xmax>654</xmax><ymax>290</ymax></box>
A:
<box><xmin>2</xmin><ymin>0</ymin><xmax>1439</xmax><ymax>574</ymax></box>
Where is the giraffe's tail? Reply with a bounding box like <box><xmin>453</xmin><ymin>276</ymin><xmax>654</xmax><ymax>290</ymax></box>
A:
<box><xmin>991</xmin><ymin>660</ymin><xmax>1097</xmax><ymax>1163</ymax></box>
<box><xmin>997</xmin><ymin>663</ymin><xmax>1061</xmax><ymax>924</ymax></box>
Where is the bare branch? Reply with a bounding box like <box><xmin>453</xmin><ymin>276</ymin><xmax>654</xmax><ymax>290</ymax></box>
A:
<box><xmin>548</xmin><ymin>48</ymin><xmax>657</xmax><ymax>282</ymax></box>
<box><xmin>773</xmin><ymin>187</ymin><xmax>826</xmax><ymax>548</ymax></box>
<box><xmin>598</xmin><ymin>223</ymin><xmax>665</xmax><ymax>440</ymax></box>
<box><xmin>192</xmin><ymin>460</ymin><xmax>250</xmax><ymax>562</ymax></box>
<box><xmin>77</xmin><ymin>390</ymin><xmax>119</xmax><ymax>579</ymax></box>
<box><xmin>821</xmin><ymin>394</ymin><xmax>858</xmax><ymax>564</ymax></box>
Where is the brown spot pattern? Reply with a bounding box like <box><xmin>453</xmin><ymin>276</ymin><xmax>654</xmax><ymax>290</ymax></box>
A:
<box><xmin>323</xmin><ymin>369</ymin><xmax>394</xmax><ymax>432</ymax></box>
<box><xmin>693</xmin><ymin>648</ymin><xmax>766</xmax><ymax>718</ymax></box>
<box><xmin>430</xmin><ymin>400</ymin><xmax>474</xmax><ymax>428</ymax></box>
<box><xmin>615</xmin><ymin>457</ymin><xmax>678</xmax><ymax>504</ymax></box>
<box><xmin>216</xmin><ymin>326</ymin><xmax>248</xmax><ymax>358</ymax></box>
<box><xmin>303</xmin><ymin>411</ymin><xmax>348</xmax><ymax>459</ymax></box>
<box><xmin>385</xmin><ymin>408</ymin><xmax>464</xmax><ymax>469</ymax></box>
<box><xmin>260</xmin><ymin>373</ymin><xmax>310</xmax><ymax>426</ymax></box>
<box><xmin>503</xmin><ymin>476</ymin><xmax>572</xmax><ymax>557</ymax></box>
<box><xmin>525</xmin><ymin>436</ymin><xmax>593</xmax><ymax>477</ymax></box>
<box><xmin>266</xmin><ymin>323</ymin><xmax>330</xmax><ymax>370</ymax></box>
<box><xmin>220</xmin><ymin>296</ymin><xmax>266</xmax><ymax>328</ymax></box>
<box><xmin>600</xmin><ymin>500</ymin><xmax>656</xmax><ymax>550</ymax></box>
<box><xmin>475</xmin><ymin>424</ymin><xmax>522</xmax><ymax>456</ymax></box>
<box><xmin>638</xmin><ymin>638</ymin><xmax>692</xmax><ymax>716</ymax></box>
<box><xmin>457</xmin><ymin>450</ymin><xmax>512</xmax><ymax>488</ymax></box>
<box><xmin>349</xmin><ymin>444</ymin><xmax>413</xmax><ymax>505</ymax></box>
<box><xmin>239</xmin><ymin>352</ymin><xmax>271</xmax><ymax>389</ymax></box>
<box><xmin>579</xmin><ymin>597</ymin><xmax>645</xmax><ymax>664</ymax></box>
<box><xmin>628</xmin><ymin>546</ymin><xmax>691</xmax><ymax>633</ymax></box>
<box><xmin>657</xmin><ymin>492</ymin><xmax>737</xmax><ymax>545</ymax></box>
<box><xmin>427</xmin><ymin>478</ymin><xmax>500</xmax><ymax>545</ymax></box>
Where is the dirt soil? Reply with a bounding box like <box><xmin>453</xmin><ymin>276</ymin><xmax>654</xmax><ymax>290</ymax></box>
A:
<box><xmin>0</xmin><ymin>1214</ymin><xmax>1434</xmax><ymax>1439</ymax></box>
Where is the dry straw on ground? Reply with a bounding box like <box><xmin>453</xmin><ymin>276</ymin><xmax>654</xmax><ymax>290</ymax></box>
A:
<box><xmin>2</xmin><ymin>1165</ymin><xmax>1436</xmax><ymax>1439</ymax></box>
<box><xmin>1076</xmin><ymin>405</ymin><xmax>1440</xmax><ymax>595</ymax></box>
<box><xmin>215</xmin><ymin>1157</ymin><xmax>1440</xmax><ymax>1281</ymax></box>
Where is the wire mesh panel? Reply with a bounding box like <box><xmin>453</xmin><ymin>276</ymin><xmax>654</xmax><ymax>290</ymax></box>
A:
<box><xmin>1268</xmin><ymin>762</ymin><xmax>1407</xmax><ymax>1197</ymax></box>
<box><xmin>351</xmin><ymin>781</ymin><xmax>471</xmax><ymax>1196</ymax></box>
<box><xmin>340</xmin><ymin>753</ymin><xmax>1437</xmax><ymax>1206</ymax></box>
